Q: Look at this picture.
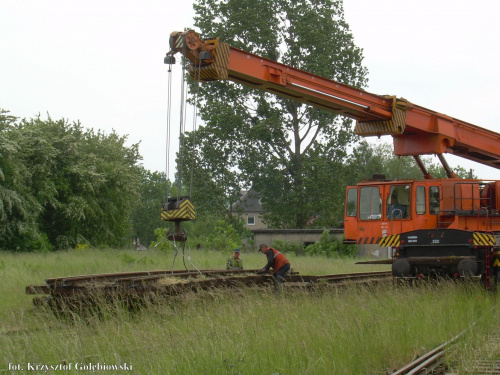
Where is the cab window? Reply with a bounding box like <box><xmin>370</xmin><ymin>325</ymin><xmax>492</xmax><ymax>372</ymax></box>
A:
<box><xmin>429</xmin><ymin>186</ymin><xmax>440</xmax><ymax>214</ymax></box>
<box><xmin>359</xmin><ymin>186</ymin><xmax>381</xmax><ymax>220</ymax></box>
<box><xmin>386</xmin><ymin>185</ymin><xmax>410</xmax><ymax>219</ymax></box>
<box><xmin>416</xmin><ymin>186</ymin><xmax>426</xmax><ymax>214</ymax></box>
<box><xmin>346</xmin><ymin>188</ymin><xmax>357</xmax><ymax>217</ymax></box>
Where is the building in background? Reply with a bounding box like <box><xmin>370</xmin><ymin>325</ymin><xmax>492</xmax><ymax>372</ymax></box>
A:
<box><xmin>232</xmin><ymin>189</ymin><xmax>266</xmax><ymax>230</ymax></box>
<box><xmin>232</xmin><ymin>190</ymin><xmax>349</xmax><ymax>254</ymax></box>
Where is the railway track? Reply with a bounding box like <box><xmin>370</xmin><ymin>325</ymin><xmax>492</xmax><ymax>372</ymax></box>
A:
<box><xmin>26</xmin><ymin>269</ymin><xmax>392</xmax><ymax>309</ymax></box>
<box><xmin>390</xmin><ymin>339</ymin><xmax>454</xmax><ymax>375</ymax></box>
<box><xmin>390</xmin><ymin>324</ymin><xmax>500</xmax><ymax>374</ymax></box>
<box><xmin>462</xmin><ymin>330</ymin><xmax>500</xmax><ymax>375</ymax></box>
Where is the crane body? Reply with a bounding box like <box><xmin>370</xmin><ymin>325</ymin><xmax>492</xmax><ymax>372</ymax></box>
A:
<box><xmin>166</xmin><ymin>30</ymin><xmax>500</xmax><ymax>287</ymax></box>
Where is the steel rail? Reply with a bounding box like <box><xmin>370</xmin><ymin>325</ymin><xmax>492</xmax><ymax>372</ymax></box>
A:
<box><xmin>26</xmin><ymin>271</ymin><xmax>392</xmax><ymax>300</ymax></box>
<box><xmin>391</xmin><ymin>343</ymin><xmax>450</xmax><ymax>375</ymax></box>
<box><xmin>44</xmin><ymin>268</ymin><xmax>261</xmax><ymax>287</ymax></box>
<box><xmin>392</xmin><ymin>304</ymin><xmax>499</xmax><ymax>374</ymax></box>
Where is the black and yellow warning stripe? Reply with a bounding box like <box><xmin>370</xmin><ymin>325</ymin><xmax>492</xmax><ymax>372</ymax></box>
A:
<box><xmin>379</xmin><ymin>234</ymin><xmax>400</xmax><ymax>248</ymax></box>
<box><xmin>189</xmin><ymin>40</ymin><xmax>230</xmax><ymax>82</ymax></box>
<box><xmin>493</xmin><ymin>251</ymin><xmax>500</xmax><ymax>268</ymax></box>
<box><xmin>356</xmin><ymin>237</ymin><xmax>382</xmax><ymax>245</ymax></box>
<box><xmin>161</xmin><ymin>199</ymin><xmax>195</xmax><ymax>222</ymax></box>
<box><xmin>355</xmin><ymin>96</ymin><xmax>407</xmax><ymax>137</ymax></box>
<box><xmin>472</xmin><ymin>232</ymin><xmax>496</xmax><ymax>246</ymax></box>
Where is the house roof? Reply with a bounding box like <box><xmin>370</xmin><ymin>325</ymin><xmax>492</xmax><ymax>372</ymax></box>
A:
<box><xmin>232</xmin><ymin>189</ymin><xmax>262</xmax><ymax>213</ymax></box>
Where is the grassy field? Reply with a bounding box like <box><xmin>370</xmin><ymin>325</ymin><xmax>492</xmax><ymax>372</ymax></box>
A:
<box><xmin>0</xmin><ymin>248</ymin><xmax>498</xmax><ymax>374</ymax></box>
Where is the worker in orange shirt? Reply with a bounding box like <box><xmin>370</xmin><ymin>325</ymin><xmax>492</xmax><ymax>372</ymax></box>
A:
<box><xmin>257</xmin><ymin>244</ymin><xmax>291</xmax><ymax>285</ymax></box>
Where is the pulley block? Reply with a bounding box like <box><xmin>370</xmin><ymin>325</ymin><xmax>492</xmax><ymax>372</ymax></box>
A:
<box><xmin>161</xmin><ymin>196</ymin><xmax>195</xmax><ymax>222</ymax></box>
<box><xmin>161</xmin><ymin>196</ymin><xmax>195</xmax><ymax>243</ymax></box>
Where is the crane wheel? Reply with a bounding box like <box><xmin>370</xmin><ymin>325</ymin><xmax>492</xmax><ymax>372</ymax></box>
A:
<box><xmin>392</xmin><ymin>259</ymin><xmax>411</xmax><ymax>277</ymax></box>
<box><xmin>457</xmin><ymin>258</ymin><xmax>478</xmax><ymax>276</ymax></box>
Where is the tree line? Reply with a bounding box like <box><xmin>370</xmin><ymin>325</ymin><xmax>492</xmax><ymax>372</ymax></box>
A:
<box><xmin>0</xmin><ymin>109</ymin><xmax>141</xmax><ymax>251</ymax></box>
<box><xmin>0</xmin><ymin>108</ymin><xmax>469</xmax><ymax>252</ymax></box>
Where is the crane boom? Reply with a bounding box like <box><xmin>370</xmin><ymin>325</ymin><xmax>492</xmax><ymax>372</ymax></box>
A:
<box><xmin>168</xmin><ymin>30</ymin><xmax>500</xmax><ymax>171</ymax></box>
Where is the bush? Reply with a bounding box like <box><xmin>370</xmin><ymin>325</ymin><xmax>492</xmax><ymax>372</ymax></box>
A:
<box><xmin>205</xmin><ymin>220</ymin><xmax>241</xmax><ymax>252</ymax></box>
<box><xmin>305</xmin><ymin>231</ymin><xmax>357</xmax><ymax>257</ymax></box>
<box><xmin>270</xmin><ymin>239</ymin><xmax>305</xmax><ymax>256</ymax></box>
<box><xmin>150</xmin><ymin>217</ymin><xmax>249</xmax><ymax>254</ymax></box>
<box><xmin>150</xmin><ymin>228</ymin><xmax>175</xmax><ymax>253</ymax></box>
<box><xmin>75</xmin><ymin>243</ymin><xmax>90</xmax><ymax>251</ymax></box>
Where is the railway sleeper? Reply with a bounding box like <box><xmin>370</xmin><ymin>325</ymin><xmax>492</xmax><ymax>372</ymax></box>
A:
<box><xmin>26</xmin><ymin>271</ymin><xmax>392</xmax><ymax>312</ymax></box>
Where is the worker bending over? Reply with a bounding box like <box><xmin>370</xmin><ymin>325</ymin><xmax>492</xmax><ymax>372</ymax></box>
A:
<box><xmin>257</xmin><ymin>244</ymin><xmax>291</xmax><ymax>285</ymax></box>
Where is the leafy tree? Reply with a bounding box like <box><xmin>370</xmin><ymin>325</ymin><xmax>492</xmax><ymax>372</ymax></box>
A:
<box><xmin>131</xmin><ymin>169</ymin><xmax>170</xmax><ymax>247</ymax></box>
<box><xmin>205</xmin><ymin>219</ymin><xmax>241</xmax><ymax>252</ymax></box>
<box><xmin>0</xmin><ymin>110</ymin><xmax>46</xmax><ymax>250</ymax></box>
<box><xmin>346</xmin><ymin>140</ymin><xmax>476</xmax><ymax>183</ymax></box>
<box><xmin>344</xmin><ymin>139</ymin><xmax>384</xmax><ymax>185</ymax></box>
<box><xmin>178</xmin><ymin>126</ymin><xmax>244</xmax><ymax>219</ymax></box>
<box><xmin>0</xmin><ymin>112</ymin><xmax>142</xmax><ymax>251</ymax></box>
<box><xmin>373</xmin><ymin>142</ymin><xmax>424</xmax><ymax>180</ymax></box>
<box><xmin>351</xmin><ymin>140</ymin><xmax>425</xmax><ymax>181</ymax></box>
<box><xmin>427</xmin><ymin>161</ymin><xmax>476</xmax><ymax>179</ymax></box>
<box><xmin>183</xmin><ymin>0</ymin><xmax>368</xmax><ymax>228</ymax></box>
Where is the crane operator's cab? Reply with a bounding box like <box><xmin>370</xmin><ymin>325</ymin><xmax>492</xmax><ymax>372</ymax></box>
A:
<box><xmin>343</xmin><ymin>177</ymin><xmax>500</xmax><ymax>287</ymax></box>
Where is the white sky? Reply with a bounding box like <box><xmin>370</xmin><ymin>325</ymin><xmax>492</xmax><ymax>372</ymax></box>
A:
<box><xmin>1</xmin><ymin>0</ymin><xmax>500</xmax><ymax>180</ymax></box>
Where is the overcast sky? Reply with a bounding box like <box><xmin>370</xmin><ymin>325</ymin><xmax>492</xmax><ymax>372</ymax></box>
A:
<box><xmin>1</xmin><ymin>0</ymin><xmax>500</xmax><ymax>180</ymax></box>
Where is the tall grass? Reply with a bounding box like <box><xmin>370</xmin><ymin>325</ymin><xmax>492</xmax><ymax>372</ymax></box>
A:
<box><xmin>0</xmin><ymin>248</ymin><xmax>387</xmax><ymax>324</ymax></box>
<box><xmin>0</xmin><ymin>248</ymin><xmax>497</xmax><ymax>374</ymax></box>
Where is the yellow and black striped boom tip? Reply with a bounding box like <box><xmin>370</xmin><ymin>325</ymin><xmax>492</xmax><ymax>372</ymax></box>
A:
<box><xmin>161</xmin><ymin>196</ymin><xmax>195</xmax><ymax>222</ymax></box>
<box><xmin>472</xmin><ymin>232</ymin><xmax>496</xmax><ymax>246</ymax></box>
<box><xmin>355</xmin><ymin>97</ymin><xmax>408</xmax><ymax>137</ymax></box>
<box><xmin>379</xmin><ymin>234</ymin><xmax>400</xmax><ymax>248</ymax></box>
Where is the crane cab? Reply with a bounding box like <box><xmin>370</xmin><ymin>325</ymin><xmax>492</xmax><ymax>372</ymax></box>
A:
<box><xmin>343</xmin><ymin>178</ymin><xmax>500</xmax><ymax>287</ymax></box>
<box><xmin>344</xmin><ymin>178</ymin><xmax>433</xmax><ymax>248</ymax></box>
<box><xmin>344</xmin><ymin>178</ymin><xmax>500</xmax><ymax>245</ymax></box>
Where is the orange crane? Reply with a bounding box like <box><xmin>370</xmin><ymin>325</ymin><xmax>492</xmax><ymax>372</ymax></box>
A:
<box><xmin>166</xmin><ymin>30</ymin><xmax>500</xmax><ymax>288</ymax></box>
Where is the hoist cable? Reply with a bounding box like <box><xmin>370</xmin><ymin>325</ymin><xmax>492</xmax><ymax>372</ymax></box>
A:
<box><xmin>180</xmin><ymin>70</ymin><xmax>189</xmax><ymax>197</ymax></box>
<box><xmin>165</xmin><ymin>62</ymin><xmax>174</xmax><ymax>200</ymax></box>
<box><xmin>176</xmin><ymin>64</ymin><xmax>187</xmax><ymax>199</ymax></box>
<box><xmin>184</xmin><ymin>237</ymin><xmax>203</xmax><ymax>275</ymax></box>
<box><xmin>189</xmin><ymin>58</ymin><xmax>202</xmax><ymax>197</ymax></box>
<box><xmin>169</xmin><ymin>238</ymin><xmax>202</xmax><ymax>275</ymax></box>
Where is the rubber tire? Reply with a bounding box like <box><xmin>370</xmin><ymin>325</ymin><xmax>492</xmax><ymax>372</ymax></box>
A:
<box><xmin>457</xmin><ymin>258</ymin><xmax>478</xmax><ymax>276</ymax></box>
<box><xmin>392</xmin><ymin>258</ymin><xmax>411</xmax><ymax>277</ymax></box>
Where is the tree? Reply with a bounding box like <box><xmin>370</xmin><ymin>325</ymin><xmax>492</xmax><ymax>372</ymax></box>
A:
<box><xmin>346</xmin><ymin>139</ymin><xmax>476</xmax><ymax>183</ymax></box>
<box><xmin>0</xmin><ymin>112</ymin><xmax>142</xmax><ymax>251</ymax></box>
<box><xmin>75</xmin><ymin>127</ymin><xmax>142</xmax><ymax>247</ymax></box>
<box><xmin>427</xmin><ymin>161</ymin><xmax>476</xmax><ymax>179</ymax></box>
<box><xmin>179</xmin><ymin>125</ymin><xmax>244</xmax><ymax>219</ymax></box>
<box><xmin>0</xmin><ymin>110</ymin><xmax>45</xmax><ymax>250</ymax></box>
<box><xmin>372</xmin><ymin>142</ymin><xmax>424</xmax><ymax>180</ymax></box>
<box><xmin>184</xmin><ymin>0</ymin><xmax>368</xmax><ymax>228</ymax></box>
<box><xmin>344</xmin><ymin>139</ymin><xmax>385</xmax><ymax>186</ymax></box>
<box><xmin>131</xmin><ymin>169</ymin><xmax>170</xmax><ymax>247</ymax></box>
